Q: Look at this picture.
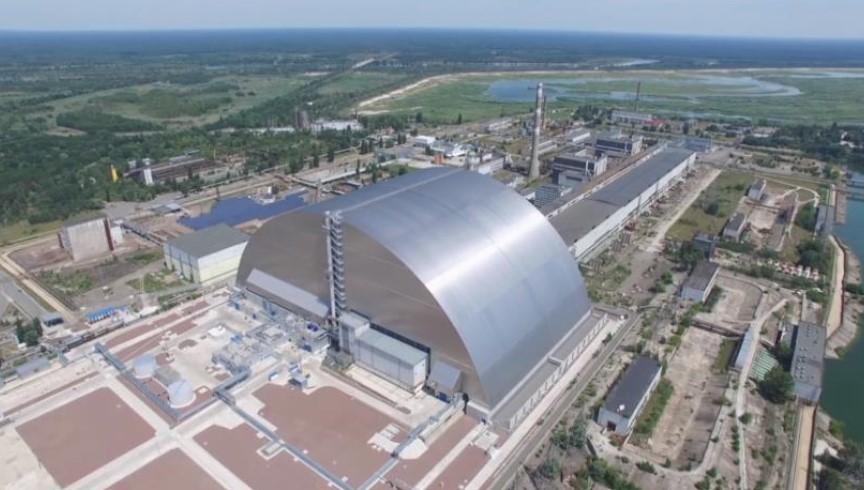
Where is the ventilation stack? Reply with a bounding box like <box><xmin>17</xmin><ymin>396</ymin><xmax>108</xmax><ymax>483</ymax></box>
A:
<box><xmin>528</xmin><ymin>83</ymin><xmax>544</xmax><ymax>181</ymax></box>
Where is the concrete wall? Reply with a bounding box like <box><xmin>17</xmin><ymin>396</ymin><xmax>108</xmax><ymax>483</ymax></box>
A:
<box><xmin>60</xmin><ymin>218</ymin><xmax>112</xmax><ymax>262</ymax></box>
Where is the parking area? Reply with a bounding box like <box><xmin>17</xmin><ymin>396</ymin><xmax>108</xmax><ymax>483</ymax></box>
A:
<box><xmin>16</xmin><ymin>387</ymin><xmax>155</xmax><ymax>487</ymax></box>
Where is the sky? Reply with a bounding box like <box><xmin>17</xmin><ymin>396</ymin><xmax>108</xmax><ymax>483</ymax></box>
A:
<box><xmin>2</xmin><ymin>0</ymin><xmax>863</xmax><ymax>39</ymax></box>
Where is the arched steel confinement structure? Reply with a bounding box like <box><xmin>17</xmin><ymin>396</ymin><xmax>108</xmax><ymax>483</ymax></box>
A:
<box><xmin>237</xmin><ymin>167</ymin><xmax>593</xmax><ymax>413</ymax></box>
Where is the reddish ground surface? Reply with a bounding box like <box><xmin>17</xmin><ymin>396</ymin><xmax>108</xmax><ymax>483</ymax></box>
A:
<box><xmin>6</xmin><ymin>372</ymin><xmax>98</xmax><ymax>416</ymax></box>
<box><xmin>427</xmin><ymin>445</ymin><xmax>488</xmax><ymax>489</ymax></box>
<box><xmin>182</xmin><ymin>301</ymin><xmax>208</xmax><ymax>315</ymax></box>
<box><xmin>385</xmin><ymin>415</ymin><xmax>476</xmax><ymax>488</ymax></box>
<box><xmin>118</xmin><ymin>376</ymin><xmax>213</xmax><ymax>425</ymax></box>
<box><xmin>105</xmin><ymin>314</ymin><xmax>179</xmax><ymax>348</ymax></box>
<box><xmin>115</xmin><ymin>315</ymin><xmax>203</xmax><ymax>362</ymax></box>
<box><xmin>106</xmin><ymin>448</ymin><xmax>222</xmax><ymax>490</ymax></box>
<box><xmin>254</xmin><ymin>384</ymin><xmax>405</xmax><ymax>485</ymax></box>
<box><xmin>194</xmin><ymin>423</ymin><xmax>331</xmax><ymax>490</ymax></box>
<box><xmin>16</xmin><ymin>387</ymin><xmax>155</xmax><ymax>488</ymax></box>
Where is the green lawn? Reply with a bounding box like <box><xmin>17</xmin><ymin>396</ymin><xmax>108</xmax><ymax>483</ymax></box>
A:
<box><xmin>365</xmin><ymin>69</ymin><xmax>864</xmax><ymax>125</ymax></box>
<box><xmin>713</xmin><ymin>338</ymin><xmax>738</xmax><ymax>373</ymax></box>
<box><xmin>666</xmin><ymin>170</ymin><xmax>754</xmax><ymax>242</ymax></box>
<box><xmin>0</xmin><ymin>220</ymin><xmax>63</xmax><ymax>246</ymax></box>
<box><xmin>45</xmin><ymin>75</ymin><xmax>309</xmax><ymax>129</ymax></box>
<box><xmin>633</xmin><ymin>378</ymin><xmax>675</xmax><ymax>439</ymax></box>
<box><xmin>317</xmin><ymin>72</ymin><xmax>408</xmax><ymax>95</ymax></box>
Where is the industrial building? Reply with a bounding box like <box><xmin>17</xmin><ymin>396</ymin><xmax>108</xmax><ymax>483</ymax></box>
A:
<box><xmin>58</xmin><ymin>214</ymin><xmax>123</xmax><ymax>262</ymax></box>
<box><xmin>673</xmin><ymin>137</ymin><xmax>713</xmax><ymax>154</ymax></box>
<box><xmin>748</xmin><ymin>179</ymin><xmax>767</xmax><ymax>201</ymax></box>
<box><xmin>534</xmin><ymin>183</ymin><xmax>574</xmax><ymax>209</ymax></box>
<box><xmin>567</xmin><ymin>128</ymin><xmax>592</xmax><ymax>145</ymax></box>
<box><xmin>594</xmin><ymin>132</ymin><xmax>644</xmax><ymax>157</ymax></box>
<box><xmin>413</xmin><ymin>135</ymin><xmax>436</xmax><ymax>147</ymax></box>
<box><xmin>237</xmin><ymin>167</ymin><xmax>608</xmax><ymax>430</ymax></box>
<box><xmin>551</xmin><ymin>150</ymin><xmax>608</xmax><ymax>179</ymax></box>
<box><xmin>163</xmin><ymin>224</ymin><xmax>249</xmax><ymax>285</ymax></box>
<box><xmin>549</xmin><ymin>146</ymin><xmax>697</xmax><ymax>260</ymax></box>
<box><xmin>790</xmin><ymin>322</ymin><xmax>825</xmax><ymax>403</ymax></box>
<box><xmin>346</xmin><ymin>317</ymin><xmax>428</xmax><ymax>393</ymax></box>
<box><xmin>680</xmin><ymin>261</ymin><xmax>720</xmax><ymax>303</ymax></box>
<box><xmin>693</xmin><ymin>233</ymin><xmax>717</xmax><ymax>259</ymax></box>
<box><xmin>723</xmin><ymin>213</ymin><xmax>748</xmax><ymax>241</ymax></box>
<box><xmin>611</xmin><ymin>110</ymin><xmax>655</xmax><ymax>126</ymax></box>
<box><xmin>126</xmin><ymin>153</ymin><xmax>228</xmax><ymax>186</ymax></box>
<box><xmin>597</xmin><ymin>356</ymin><xmax>662</xmax><ymax>436</ymax></box>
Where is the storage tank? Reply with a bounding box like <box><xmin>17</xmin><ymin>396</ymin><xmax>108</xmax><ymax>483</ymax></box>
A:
<box><xmin>167</xmin><ymin>380</ymin><xmax>195</xmax><ymax>408</ymax></box>
<box><xmin>132</xmin><ymin>354</ymin><xmax>156</xmax><ymax>379</ymax></box>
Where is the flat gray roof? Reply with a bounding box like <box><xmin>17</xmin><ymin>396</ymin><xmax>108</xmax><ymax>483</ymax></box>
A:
<box><xmin>550</xmin><ymin>147</ymin><xmax>694</xmax><ymax>244</ymax></box>
<box><xmin>603</xmin><ymin>356</ymin><xmax>662</xmax><ymax>419</ymax></box>
<box><xmin>725</xmin><ymin>213</ymin><xmax>746</xmax><ymax>233</ymax></box>
<box><xmin>549</xmin><ymin>199</ymin><xmax>621</xmax><ymax>245</ymax></box>
<box><xmin>683</xmin><ymin>261</ymin><xmax>719</xmax><ymax>293</ymax></box>
<box><xmin>167</xmin><ymin>224</ymin><xmax>248</xmax><ymax>258</ymax></box>
<box><xmin>791</xmin><ymin>322</ymin><xmax>825</xmax><ymax>388</ymax></box>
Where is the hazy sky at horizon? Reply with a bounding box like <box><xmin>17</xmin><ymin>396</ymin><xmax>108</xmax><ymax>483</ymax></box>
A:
<box><xmin>2</xmin><ymin>0</ymin><xmax>863</xmax><ymax>39</ymax></box>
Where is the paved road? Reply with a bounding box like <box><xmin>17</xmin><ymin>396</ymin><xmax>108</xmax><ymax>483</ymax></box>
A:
<box><xmin>0</xmin><ymin>270</ymin><xmax>46</xmax><ymax>319</ymax></box>
<box><xmin>486</xmin><ymin>312</ymin><xmax>640</xmax><ymax>489</ymax></box>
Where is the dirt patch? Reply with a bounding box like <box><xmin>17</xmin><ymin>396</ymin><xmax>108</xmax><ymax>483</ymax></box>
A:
<box><xmin>194</xmin><ymin>423</ymin><xmax>331</xmax><ymax>490</ymax></box>
<box><xmin>16</xmin><ymin>387</ymin><xmax>155</xmax><ymax>487</ymax></box>
<box><xmin>645</xmin><ymin>329</ymin><xmax>729</xmax><ymax>467</ymax></box>
<box><xmin>107</xmin><ymin>448</ymin><xmax>223</xmax><ymax>490</ymax></box>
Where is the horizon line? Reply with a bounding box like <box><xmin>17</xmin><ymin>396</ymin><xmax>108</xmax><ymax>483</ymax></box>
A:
<box><xmin>0</xmin><ymin>26</ymin><xmax>863</xmax><ymax>43</ymax></box>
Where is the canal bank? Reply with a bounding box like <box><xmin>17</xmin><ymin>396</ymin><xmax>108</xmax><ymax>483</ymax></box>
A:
<box><xmin>822</xmin><ymin>196</ymin><xmax>864</xmax><ymax>444</ymax></box>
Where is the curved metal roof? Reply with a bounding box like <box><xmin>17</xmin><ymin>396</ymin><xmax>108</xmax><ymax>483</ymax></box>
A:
<box><xmin>238</xmin><ymin>167</ymin><xmax>592</xmax><ymax>411</ymax></box>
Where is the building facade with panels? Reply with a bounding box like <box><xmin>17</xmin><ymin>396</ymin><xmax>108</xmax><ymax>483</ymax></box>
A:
<box><xmin>164</xmin><ymin>224</ymin><xmax>249</xmax><ymax>285</ymax></box>
<box><xmin>597</xmin><ymin>356</ymin><xmax>662</xmax><ymax>436</ymax></box>
<box><xmin>681</xmin><ymin>261</ymin><xmax>720</xmax><ymax>303</ymax></box>
<box><xmin>549</xmin><ymin>146</ymin><xmax>697</xmax><ymax>260</ymax></box>
<box><xmin>237</xmin><ymin>168</ymin><xmax>603</xmax><ymax>428</ymax></box>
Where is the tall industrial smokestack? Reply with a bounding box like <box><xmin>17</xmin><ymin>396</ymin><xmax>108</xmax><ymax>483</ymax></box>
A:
<box><xmin>528</xmin><ymin>83</ymin><xmax>544</xmax><ymax>181</ymax></box>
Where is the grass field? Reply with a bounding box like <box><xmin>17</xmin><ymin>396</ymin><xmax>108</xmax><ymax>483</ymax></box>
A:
<box><xmin>363</xmin><ymin>69</ymin><xmax>864</xmax><ymax>125</ymax></box>
<box><xmin>0</xmin><ymin>220</ymin><xmax>63</xmax><ymax>246</ymax></box>
<box><xmin>43</xmin><ymin>75</ymin><xmax>311</xmax><ymax>129</ymax></box>
<box><xmin>667</xmin><ymin>170</ymin><xmax>754</xmax><ymax>242</ymax></box>
<box><xmin>317</xmin><ymin>72</ymin><xmax>408</xmax><ymax>95</ymax></box>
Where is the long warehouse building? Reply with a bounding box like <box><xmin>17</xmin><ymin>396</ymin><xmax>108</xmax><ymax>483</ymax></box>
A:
<box><xmin>549</xmin><ymin>146</ymin><xmax>696</xmax><ymax>260</ymax></box>
<box><xmin>237</xmin><ymin>167</ymin><xmax>608</xmax><ymax>430</ymax></box>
